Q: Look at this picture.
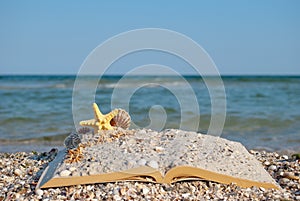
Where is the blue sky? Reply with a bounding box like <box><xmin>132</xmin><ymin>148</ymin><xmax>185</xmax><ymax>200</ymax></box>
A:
<box><xmin>0</xmin><ymin>1</ymin><xmax>299</xmax><ymax>75</ymax></box>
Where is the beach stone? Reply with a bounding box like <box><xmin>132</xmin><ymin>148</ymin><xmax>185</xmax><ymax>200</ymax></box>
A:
<box><xmin>273</xmin><ymin>194</ymin><xmax>281</xmax><ymax>199</ymax></box>
<box><xmin>71</xmin><ymin>171</ymin><xmax>80</xmax><ymax>176</ymax></box>
<box><xmin>137</xmin><ymin>159</ymin><xmax>147</xmax><ymax>166</ymax></box>
<box><xmin>279</xmin><ymin>178</ymin><xmax>290</xmax><ymax>185</ymax></box>
<box><xmin>268</xmin><ymin>165</ymin><xmax>277</xmax><ymax>171</ymax></box>
<box><xmin>147</xmin><ymin>160</ymin><xmax>159</xmax><ymax>169</ymax></box>
<box><xmin>138</xmin><ymin>130</ymin><xmax>146</xmax><ymax>135</ymax></box>
<box><xmin>87</xmin><ymin>185</ymin><xmax>94</xmax><ymax>191</ymax></box>
<box><xmin>282</xmin><ymin>155</ymin><xmax>289</xmax><ymax>160</ymax></box>
<box><xmin>5</xmin><ymin>176</ymin><xmax>14</xmax><ymax>182</ymax></box>
<box><xmin>263</xmin><ymin>161</ymin><xmax>271</xmax><ymax>166</ymax></box>
<box><xmin>154</xmin><ymin>146</ymin><xmax>165</xmax><ymax>152</ymax></box>
<box><xmin>35</xmin><ymin>189</ymin><xmax>43</xmax><ymax>197</ymax></box>
<box><xmin>182</xmin><ymin>193</ymin><xmax>190</xmax><ymax>199</ymax></box>
<box><xmin>69</xmin><ymin>167</ymin><xmax>76</xmax><ymax>172</ymax></box>
<box><xmin>128</xmin><ymin>160</ymin><xmax>136</xmax><ymax>166</ymax></box>
<box><xmin>15</xmin><ymin>193</ymin><xmax>20</xmax><ymax>199</ymax></box>
<box><xmin>60</xmin><ymin>170</ymin><xmax>71</xmax><ymax>177</ymax></box>
<box><xmin>142</xmin><ymin>187</ymin><xmax>150</xmax><ymax>195</ymax></box>
<box><xmin>14</xmin><ymin>169</ymin><xmax>23</xmax><ymax>176</ymax></box>
<box><xmin>259</xmin><ymin>187</ymin><xmax>265</xmax><ymax>192</ymax></box>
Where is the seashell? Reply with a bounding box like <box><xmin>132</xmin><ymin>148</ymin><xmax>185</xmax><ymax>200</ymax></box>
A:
<box><xmin>64</xmin><ymin>131</ymin><xmax>81</xmax><ymax>150</ymax></box>
<box><xmin>110</xmin><ymin>109</ymin><xmax>131</xmax><ymax>129</ymax></box>
<box><xmin>77</xmin><ymin>127</ymin><xmax>91</xmax><ymax>134</ymax></box>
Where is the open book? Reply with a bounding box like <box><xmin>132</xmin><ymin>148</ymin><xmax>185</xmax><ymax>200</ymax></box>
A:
<box><xmin>37</xmin><ymin>129</ymin><xmax>280</xmax><ymax>189</ymax></box>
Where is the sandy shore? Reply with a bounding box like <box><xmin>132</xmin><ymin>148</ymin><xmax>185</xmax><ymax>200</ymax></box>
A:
<box><xmin>0</xmin><ymin>132</ymin><xmax>299</xmax><ymax>200</ymax></box>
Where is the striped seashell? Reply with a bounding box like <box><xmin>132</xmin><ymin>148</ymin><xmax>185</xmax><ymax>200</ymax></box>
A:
<box><xmin>64</xmin><ymin>131</ymin><xmax>81</xmax><ymax>150</ymax></box>
<box><xmin>110</xmin><ymin>109</ymin><xmax>131</xmax><ymax>129</ymax></box>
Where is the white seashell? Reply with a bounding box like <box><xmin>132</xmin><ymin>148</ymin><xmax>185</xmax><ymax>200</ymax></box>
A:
<box><xmin>154</xmin><ymin>146</ymin><xmax>165</xmax><ymax>152</ymax></box>
<box><xmin>60</xmin><ymin>170</ymin><xmax>71</xmax><ymax>177</ymax></box>
<box><xmin>110</xmin><ymin>109</ymin><xmax>131</xmax><ymax>129</ymax></box>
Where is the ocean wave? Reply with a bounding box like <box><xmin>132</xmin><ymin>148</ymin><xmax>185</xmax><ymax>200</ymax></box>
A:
<box><xmin>97</xmin><ymin>80</ymin><xmax>189</xmax><ymax>89</ymax></box>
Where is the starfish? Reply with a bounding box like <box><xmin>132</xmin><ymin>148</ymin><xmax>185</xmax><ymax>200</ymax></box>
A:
<box><xmin>79</xmin><ymin>103</ymin><xmax>118</xmax><ymax>133</ymax></box>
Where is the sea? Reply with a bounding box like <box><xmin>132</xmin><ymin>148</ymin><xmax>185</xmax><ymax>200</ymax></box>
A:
<box><xmin>0</xmin><ymin>75</ymin><xmax>299</xmax><ymax>153</ymax></box>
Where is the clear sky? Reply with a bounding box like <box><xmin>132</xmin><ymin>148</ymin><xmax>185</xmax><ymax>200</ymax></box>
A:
<box><xmin>0</xmin><ymin>1</ymin><xmax>299</xmax><ymax>75</ymax></box>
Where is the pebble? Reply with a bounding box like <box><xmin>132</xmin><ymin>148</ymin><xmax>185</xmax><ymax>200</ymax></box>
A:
<box><xmin>268</xmin><ymin>165</ymin><xmax>277</xmax><ymax>171</ymax></box>
<box><xmin>155</xmin><ymin>146</ymin><xmax>165</xmax><ymax>152</ymax></box>
<box><xmin>259</xmin><ymin>187</ymin><xmax>265</xmax><ymax>192</ymax></box>
<box><xmin>5</xmin><ymin>176</ymin><xmax>14</xmax><ymax>182</ymax></box>
<box><xmin>282</xmin><ymin>155</ymin><xmax>289</xmax><ymax>160</ymax></box>
<box><xmin>15</xmin><ymin>193</ymin><xmax>20</xmax><ymax>199</ymax></box>
<box><xmin>137</xmin><ymin>159</ymin><xmax>147</xmax><ymax>166</ymax></box>
<box><xmin>138</xmin><ymin>130</ymin><xmax>146</xmax><ymax>135</ymax></box>
<box><xmin>142</xmin><ymin>187</ymin><xmax>150</xmax><ymax>195</ymax></box>
<box><xmin>128</xmin><ymin>160</ymin><xmax>136</xmax><ymax>167</ymax></box>
<box><xmin>36</xmin><ymin>189</ymin><xmax>43</xmax><ymax>197</ymax></box>
<box><xmin>60</xmin><ymin>170</ymin><xmax>71</xmax><ymax>177</ymax></box>
<box><xmin>69</xmin><ymin>167</ymin><xmax>76</xmax><ymax>172</ymax></box>
<box><xmin>182</xmin><ymin>193</ymin><xmax>190</xmax><ymax>199</ymax></box>
<box><xmin>147</xmin><ymin>160</ymin><xmax>159</xmax><ymax>169</ymax></box>
<box><xmin>279</xmin><ymin>178</ymin><xmax>290</xmax><ymax>184</ymax></box>
<box><xmin>14</xmin><ymin>168</ymin><xmax>23</xmax><ymax>176</ymax></box>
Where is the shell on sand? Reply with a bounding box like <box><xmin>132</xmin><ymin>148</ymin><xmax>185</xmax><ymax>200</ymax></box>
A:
<box><xmin>110</xmin><ymin>109</ymin><xmax>131</xmax><ymax>129</ymax></box>
<box><xmin>64</xmin><ymin>131</ymin><xmax>81</xmax><ymax>150</ymax></box>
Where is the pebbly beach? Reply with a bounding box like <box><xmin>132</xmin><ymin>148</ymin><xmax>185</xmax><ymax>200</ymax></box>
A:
<box><xmin>0</xmin><ymin>128</ymin><xmax>300</xmax><ymax>200</ymax></box>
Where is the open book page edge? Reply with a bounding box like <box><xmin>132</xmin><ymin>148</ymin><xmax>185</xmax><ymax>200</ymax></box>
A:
<box><xmin>164</xmin><ymin>166</ymin><xmax>280</xmax><ymax>190</ymax></box>
<box><xmin>38</xmin><ymin>163</ymin><xmax>163</xmax><ymax>189</ymax></box>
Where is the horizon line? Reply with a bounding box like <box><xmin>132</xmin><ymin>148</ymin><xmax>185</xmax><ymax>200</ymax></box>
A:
<box><xmin>1</xmin><ymin>73</ymin><xmax>300</xmax><ymax>77</ymax></box>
